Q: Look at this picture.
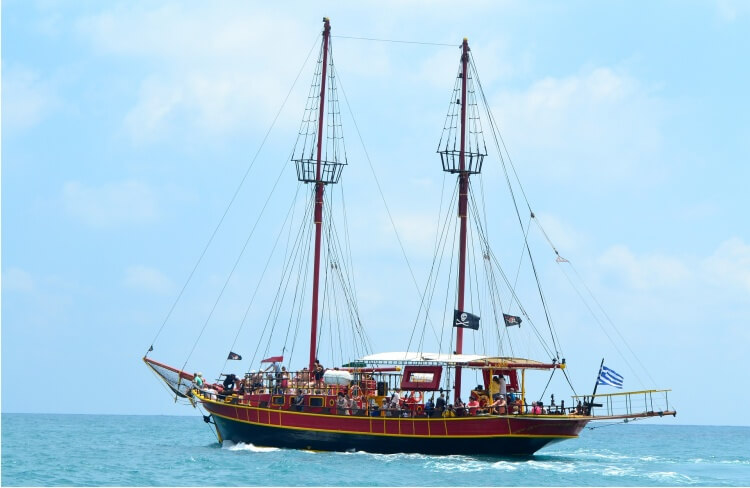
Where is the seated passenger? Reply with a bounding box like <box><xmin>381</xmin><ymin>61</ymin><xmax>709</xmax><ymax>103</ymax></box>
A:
<box><xmin>490</xmin><ymin>395</ymin><xmax>507</xmax><ymax>414</ymax></box>
<box><xmin>467</xmin><ymin>396</ymin><xmax>480</xmax><ymax>416</ymax></box>
<box><xmin>442</xmin><ymin>404</ymin><xmax>456</xmax><ymax>418</ymax></box>
<box><xmin>532</xmin><ymin>401</ymin><xmax>543</xmax><ymax>415</ymax></box>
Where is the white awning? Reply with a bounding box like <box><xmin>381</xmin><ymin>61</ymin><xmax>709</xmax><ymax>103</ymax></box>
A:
<box><xmin>360</xmin><ymin>352</ymin><xmax>489</xmax><ymax>364</ymax></box>
<box><xmin>359</xmin><ymin>352</ymin><xmax>557</xmax><ymax>369</ymax></box>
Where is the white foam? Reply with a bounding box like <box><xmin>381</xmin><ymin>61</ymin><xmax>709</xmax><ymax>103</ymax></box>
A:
<box><xmin>222</xmin><ymin>441</ymin><xmax>280</xmax><ymax>453</ymax></box>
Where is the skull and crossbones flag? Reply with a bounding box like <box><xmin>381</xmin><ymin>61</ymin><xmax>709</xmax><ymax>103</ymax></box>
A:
<box><xmin>503</xmin><ymin>314</ymin><xmax>522</xmax><ymax>327</ymax></box>
<box><xmin>453</xmin><ymin>309</ymin><xmax>480</xmax><ymax>330</ymax></box>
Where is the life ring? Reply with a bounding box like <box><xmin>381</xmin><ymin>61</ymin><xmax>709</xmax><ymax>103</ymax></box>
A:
<box><xmin>329</xmin><ymin>399</ymin><xmax>335</xmax><ymax>407</ymax></box>
<box><xmin>416</xmin><ymin>405</ymin><xmax>424</xmax><ymax>414</ymax></box>
<box><xmin>350</xmin><ymin>385</ymin><xmax>363</xmax><ymax>400</ymax></box>
<box><xmin>411</xmin><ymin>391</ymin><xmax>423</xmax><ymax>403</ymax></box>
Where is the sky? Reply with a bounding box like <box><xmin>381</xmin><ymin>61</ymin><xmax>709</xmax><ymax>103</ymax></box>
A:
<box><xmin>2</xmin><ymin>1</ymin><xmax>749</xmax><ymax>427</ymax></box>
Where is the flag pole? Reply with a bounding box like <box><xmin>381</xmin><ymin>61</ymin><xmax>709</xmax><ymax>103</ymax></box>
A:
<box><xmin>587</xmin><ymin>358</ymin><xmax>604</xmax><ymax>415</ymax></box>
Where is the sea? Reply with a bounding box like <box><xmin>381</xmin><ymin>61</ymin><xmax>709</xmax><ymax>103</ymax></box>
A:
<box><xmin>2</xmin><ymin>413</ymin><xmax>748</xmax><ymax>486</ymax></box>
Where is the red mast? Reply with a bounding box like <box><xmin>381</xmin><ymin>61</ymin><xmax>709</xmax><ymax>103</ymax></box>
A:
<box><xmin>454</xmin><ymin>38</ymin><xmax>470</xmax><ymax>402</ymax></box>
<box><xmin>309</xmin><ymin>18</ymin><xmax>331</xmax><ymax>372</ymax></box>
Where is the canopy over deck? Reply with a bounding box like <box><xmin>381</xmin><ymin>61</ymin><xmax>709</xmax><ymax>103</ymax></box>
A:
<box><xmin>359</xmin><ymin>352</ymin><xmax>563</xmax><ymax>370</ymax></box>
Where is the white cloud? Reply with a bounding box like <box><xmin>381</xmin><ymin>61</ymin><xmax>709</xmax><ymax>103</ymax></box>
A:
<box><xmin>62</xmin><ymin>180</ymin><xmax>159</xmax><ymax>228</ymax></box>
<box><xmin>597</xmin><ymin>244</ymin><xmax>692</xmax><ymax>290</ymax></box>
<box><xmin>596</xmin><ymin>238</ymin><xmax>750</xmax><ymax>298</ymax></box>
<box><xmin>716</xmin><ymin>0</ymin><xmax>750</xmax><ymax>21</ymax></box>
<box><xmin>124</xmin><ymin>265</ymin><xmax>174</xmax><ymax>295</ymax></box>
<box><xmin>491</xmin><ymin>67</ymin><xmax>666</xmax><ymax>189</ymax></box>
<box><xmin>2</xmin><ymin>267</ymin><xmax>35</xmax><ymax>292</ymax></box>
<box><xmin>76</xmin><ymin>5</ymin><xmax>316</xmax><ymax>142</ymax></box>
<box><xmin>702</xmin><ymin>237</ymin><xmax>750</xmax><ymax>295</ymax></box>
<box><xmin>2</xmin><ymin>66</ymin><xmax>59</xmax><ymax>132</ymax></box>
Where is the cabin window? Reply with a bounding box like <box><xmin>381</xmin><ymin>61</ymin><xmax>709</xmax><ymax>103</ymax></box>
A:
<box><xmin>272</xmin><ymin>396</ymin><xmax>284</xmax><ymax>405</ymax></box>
<box><xmin>309</xmin><ymin>396</ymin><xmax>324</xmax><ymax>407</ymax></box>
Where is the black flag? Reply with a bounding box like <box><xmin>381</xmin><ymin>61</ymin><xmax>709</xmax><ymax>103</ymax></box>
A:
<box><xmin>453</xmin><ymin>309</ymin><xmax>480</xmax><ymax>330</ymax></box>
<box><xmin>227</xmin><ymin>351</ymin><xmax>242</xmax><ymax>360</ymax></box>
<box><xmin>503</xmin><ymin>314</ymin><xmax>522</xmax><ymax>327</ymax></box>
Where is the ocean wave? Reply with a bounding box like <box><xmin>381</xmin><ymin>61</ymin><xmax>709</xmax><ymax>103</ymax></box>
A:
<box><xmin>645</xmin><ymin>471</ymin><xmax>697</xmax><ymax>484</ymax></box>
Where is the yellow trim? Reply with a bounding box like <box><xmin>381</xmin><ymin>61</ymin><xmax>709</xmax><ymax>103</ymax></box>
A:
<box><xmin>208</xmin><ymin>409</ymin><xmax>578</xmax><ymax>440</ymax></box>
<box><xmin>199</xmin><ymin>394</ymin><xmax>580</xmax><ymax>423</ymax></box>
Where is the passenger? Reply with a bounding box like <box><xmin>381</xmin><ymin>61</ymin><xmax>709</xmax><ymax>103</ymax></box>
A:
<box><xmin>193</xmin><ymin>372</ymin><xmax>205</xmax><ymax>388</ymax></box>
<box><xmin>454</xmin><ymin>398</ymin><xmax>466</xmax><ymax>416</ymax></box>
<box><xmin>467</xmin><ymin>396</ymin><xmax>480</xmax><ymax>416</ymax></box>
<box><xmin>513</xmin><ymin>397</ymin><xmax>523</xmax><ymax>414</ymax></box>
<box><xmin>222</xmin><ymin>373</ymin><xmax>237</xmax><ymax>392</ymax></box>
<box><xmin>499</xmin><ymin>375</ymin><xmax>507</xmax><ymax>398</ymax></box>
<box><xmin>346</xmin><ymin>396</ymin><xmax>358</xmax><ymax>415</ymax></box>
<box><xmin>435</xmin><ymin>392</ymin><xmax>446</xmax><ymax>415</ymax></box>
<box><xmin>292</xmin><ymin>389</ymin><xmax>304</xmax><ymax>412</ymax></box>
<box><xmin>313</xmin><ymin>360</ymin><xmax>325</xmax><ymax>387</ymax></box>
<box><xmin>532</xmin><ymin>401</ymin><xmax>543</xmax><ymax>415</ymax></box>
<box><xmin>389</xmin><ymin>389</ymin><xmax>401</xmax><ymax>409</ymax></box>
<box><xmin>507</xmin><ymin>388</ymin><xmax>517</xmax><ymax>404</ymax></box>
<box><xmin>336</xmin><ymin>392</ymin><xmax>349</xmax><ymax>415</ymax></box>
<box><xmin>442</xmin><ymin>404</ymin><xmax>456</xmax><ymax>418</ymax></box>
<box><xmin>281</xmin><ymin>367</ymin><xmax>290</xmax><ymax>391</ymax></box>
<box><xmin>425</xmin><ymin>397</ymin><xmax>435</xmax><ymax>417</ymax></box>
<box><xmin>489</xmin><ymin>375</ymin><xmax>501</xmax><ymax>398</ymax></box>
<box><xmin>575</xmin><ymin>400</ymin><xmax>583</xmax><ymax>415</ymax></box>
<box><xmin>490</xmin><ymin>395</ymin><xmax>507</xmax><ymax>414</ymax></box>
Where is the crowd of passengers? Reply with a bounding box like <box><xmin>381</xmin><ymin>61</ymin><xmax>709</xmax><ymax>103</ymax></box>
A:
<box><xmin>190</xmin><ymin>363</ymin><xmax>585</xmax><ymax>417</ymax></box>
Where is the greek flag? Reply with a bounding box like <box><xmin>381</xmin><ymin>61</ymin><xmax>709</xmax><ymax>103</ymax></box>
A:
<box><xmin>597</xmin><ymin>365</ymin><xmax>624</xmax><ymax>389</ymax></box>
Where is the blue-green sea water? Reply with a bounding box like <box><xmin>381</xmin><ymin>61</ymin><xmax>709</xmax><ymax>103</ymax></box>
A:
<box><xmin>2</xmin><ymin>413</ymin><xmax>748</xmax><ymax>486</ymax></box>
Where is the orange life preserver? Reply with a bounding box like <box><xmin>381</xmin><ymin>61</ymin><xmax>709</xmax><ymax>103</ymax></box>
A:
<box><xmin>411</xmin><ymin>391</ymin><xmax>423</xmax><ymax>403</ymax></box>
<box><xmin>350</xmin><ymin>385</ymin><xmax>363</xmax><ymax>400</ymax></box>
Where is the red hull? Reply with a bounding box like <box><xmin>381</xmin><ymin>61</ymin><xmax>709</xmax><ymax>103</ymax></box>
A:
<box><xmin>201</xmin><ymin>396</ymin><xmax>590</xmax><ymax>455</ymax></box>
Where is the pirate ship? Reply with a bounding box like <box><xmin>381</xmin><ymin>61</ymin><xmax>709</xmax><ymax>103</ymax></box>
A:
<box><xmin>144</xmin><ymin>18</ymin><xmax>675</xmax><ymax>455</ymax></box>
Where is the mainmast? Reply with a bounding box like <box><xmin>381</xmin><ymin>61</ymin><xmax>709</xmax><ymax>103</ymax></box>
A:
<box><xmin>292</xmin><ymin>17</ymin><xmax>347</xmax><ymax>372</ymax></box>
<box><xmin>437</xmin><ymin>38</ymin><xmax>486</xmax><ymax>402</ymax></box>
<box><xmin>454</xmin><ymin>38</ymin><xmax>470</xmax><ymax>401</ymax></box>
<box><xmin>309</xmin><ymin>18</ymin><xmax>331</xmax><ymax>372</ymax></box>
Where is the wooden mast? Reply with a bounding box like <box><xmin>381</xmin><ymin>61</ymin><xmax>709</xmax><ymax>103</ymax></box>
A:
<box><xmin>454</xmin><ymin>38</ymin><xmax>470</xmax><ymax>403</ymax></box>
<box><xmin>309</xmin><ymin>17</ymin><xmax>331</xmax><ymax>372</ymax></box>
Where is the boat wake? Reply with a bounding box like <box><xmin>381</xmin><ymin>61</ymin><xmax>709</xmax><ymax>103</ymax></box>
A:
<box><xmin>221</xmin><ymin>441</ymin><xmax>280</xmax><ymax>453</ymax></box>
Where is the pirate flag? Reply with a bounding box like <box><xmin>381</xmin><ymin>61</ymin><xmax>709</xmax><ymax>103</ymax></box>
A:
<box><xmin>227</xmin><ymin>351</ymin><xmax>242</xmax><ymax>360</ymax></box>
<box><xmin>503</xmin><ymin>314</ymin><xmax>522</xmax><ymax>327</ymax></box>
<box><xmin>453</xmin><ymin>309</ymin><xmax>480</xmax><ymax>330</ymax></box>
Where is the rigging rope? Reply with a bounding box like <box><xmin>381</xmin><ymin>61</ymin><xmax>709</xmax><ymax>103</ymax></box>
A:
<box><xmin>332</xmin><ymin>35</ymin><xmax>456</xmax><ymax>47</ymax></box>
<box><xmin>147</xmin><ymin>31</ymin><xmax>321</xmax><ymax>354</ymax></box>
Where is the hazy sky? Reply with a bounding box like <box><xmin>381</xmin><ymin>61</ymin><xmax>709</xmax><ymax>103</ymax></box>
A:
<box><xmin>3</xmin><ymin>1</ymin><xmax>749</xmax><ymax>427</ymax></box>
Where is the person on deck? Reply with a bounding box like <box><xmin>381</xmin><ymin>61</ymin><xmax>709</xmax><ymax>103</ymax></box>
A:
<box><xmin>435</xmin><ymin>392</ymin><xmax>446</xmax><ymax>416</ymax></box>
<box><xmin>490</xmin><ymin>395</ymin><xmax>507</xmax><ymax>414</ymax></box>
<box><xmin>222</xmin><ymin>373</ymin><xmax>237</xmax><ymax>392</ymax></box>
<box><xmin>425</xmin><ymin>397</ymin><xmax>435</xmax><ymax>417</ymax></box>
<box><xmin>336</xmin><ymin>392</ymin><xmax>349</xmax><ymax>415</ymax></box>
<box><xmin>313</xmin><ymin>360</ymin><xmax>325</xmax><ymax>387</ymax></box>
<box><xmin>489</xmin><ymin>375</ymin><xmax>501</xmax><ymax>399</ymax></box>
<box><xmin>193</xmin><ymin>372</ymin><xmax>205</xmax><ymax>388</ymax></box>
<box><xmin>499</xmin><ymin>375</ymin><xmax>507</xmax><ymax>399</ymax></box>
<box><xmin>467</xmin><ymin>396</ymin><xmax>480</xmax><ymax>416</ymax></box>
<box><xmin>442</xmin><ymin>404</ymin><xmax>456</xmax><ymax>418</ymax></box>
<box><xmin>454</xmin><ymin>398</ymin><xmax>466</xmax><ymax>416</ymax></box>
<box><xmin>292</xmin><ymin>389</ymin><xmax>304</xmax><ymax>412</ymax></box>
